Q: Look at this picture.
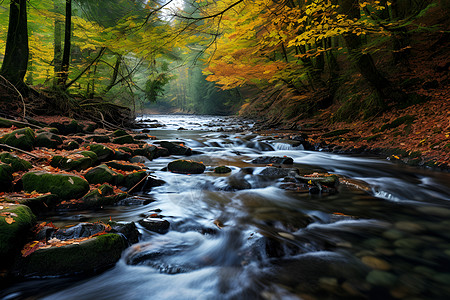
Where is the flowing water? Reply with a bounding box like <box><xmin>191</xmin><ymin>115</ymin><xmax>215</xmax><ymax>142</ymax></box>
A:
<box><xmin>2</xmin><ymin>115</ymin><xmax>450</xmax><ymax>300</ymax></box>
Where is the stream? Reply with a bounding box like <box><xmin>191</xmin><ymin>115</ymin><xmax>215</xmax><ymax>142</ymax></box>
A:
<box><xmin>2</xmin><ymin>115</ymin><xmax>450</xmax><ymax>300</ymax></box>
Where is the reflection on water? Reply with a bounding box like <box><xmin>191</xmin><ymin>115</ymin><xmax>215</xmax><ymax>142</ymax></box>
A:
<box><xmin>2</xmin><ymin>115</ymin><xmax>450</xmax><ymax>300</ymax></box>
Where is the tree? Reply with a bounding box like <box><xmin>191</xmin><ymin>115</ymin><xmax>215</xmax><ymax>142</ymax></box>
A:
<box><xmin>0</xmin><ymin>0</ymin><xmax>29</xmax><ymax>91</ymax></box>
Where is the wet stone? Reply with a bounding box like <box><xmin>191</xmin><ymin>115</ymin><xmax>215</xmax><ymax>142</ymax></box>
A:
<box><xmin>394</xmin><ymin>221</ymin><xmax>425</xmax><ymax>233</ymax></box>
<box><xmin>251</xmin><ymin>156</ymin><xmax>294</xmax><ymax>165</ymax></box>
<box><xmin>361</xmin><ymin>256</ymin><xmax>391</xmax><ymax>271</ymax></box>
<box><xmin>138</xmin><ymin>218</ymin><xmax>170</xmax><ymax>234</ymax></box>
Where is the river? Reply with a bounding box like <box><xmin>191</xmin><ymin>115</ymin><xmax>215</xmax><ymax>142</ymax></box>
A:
<box><xmin>2</xmin><ymin>115</ymin><xmax>450</xmax><ymax>300</ymax></box>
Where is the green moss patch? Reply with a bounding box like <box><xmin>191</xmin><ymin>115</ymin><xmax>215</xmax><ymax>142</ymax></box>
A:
<box><xmin>22</xmin><ymin>172</ymin><xmax>90</xmax><ymax>200</ymax></box>
<box><xmin>168</xmin><ymin>160</ymin><xmax>205</xmax><ymax>174</ymax></box>
<box><xmin>0</xmin><ymin>127</ymin><xmax>35</xmax><ymax>151</ymax></box>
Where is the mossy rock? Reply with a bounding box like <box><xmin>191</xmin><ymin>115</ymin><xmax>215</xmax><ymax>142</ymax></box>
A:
<box><xmin>34</xmin><ymin>132</ymin><xmax>63</xmax><ymax>149</ymax></box>
<box><xmin>251</xmin><ymin>156</ymin><xmax>294</xmax><ymax>165</ymax></box>
<box><xmin>80</xmin><ymin>184</ymin><xmax>127</xmax><ymax>208</ymax></box>
<box><xmin>0</xmin><ymin>117</ymin><xmax>27</xmax><ymax>128</ymax></box>
<box><xmin>62</xmin><ymin>140</ymin><xmax>80</xmax><ymax>150</ymax></box>
<box><xmin>155</xmin><ymin>146</ymin><xmax>170</xmax><ymax>157</ymax></box>
<box><xmin>49</xmin><ymin>120</ymin><xmax>83</xmax><ymax>135</ymax></box>
<box><xmin>112</xmin><ymin>129</ymin><xmax>128</xmax><ymax>137</ymax></box>
<box><xmin>87</xmin><ymin>144</ymin><xmax>115</xmax><ymax>161</ymax></box>
<box><xmin>36</xmin><ymin>127</ymin><xmax>59</xmax><ymax>134</ymax></box>
<box><xmin>13</xmin><ymin>233</ymin><xmax>127</xmax><ymax>277</ymax></box>
<box><xmin>0</xmin><ymin>152</ymin><xmax>32</xmax><ymax>172</ymax></box>
<box><xmin>133</xmin><ymin>133</ymin><xmax>152</xmax><ymax>140</ymax></box>
<box><xmin>113</xmin><ymin>150</ymin><xmax>132</xmax><ymax>161</ymax></box>
<box><xmin>125</xmin><ymin>171</ymin><xmax>147</xmax><ymax>189</ymax></box>
<box><xmin>295</xmin><ymin>173</ymin><xmax>339</xmax><ymax>187</ymax></box>
<box><xmin>84</xmin><ymin>164</ymin><xmax>125</xmax><ymax>186</ymax></box>
<box><xmin>133</xmin><ymin>144</ymin><xmax>157</xmax><ymax>160</ymax></box>
<box><xmin>22</xmin><ymin>172</ymin><xmax>90</xmax><ymax>200</ymax></box>
<box><xmin>82</xmin><ymin>122</ymin><xmax>97</xmax><ymax>133</ymax></box>
<box><xmin>106</xmin><ymin>161</ymin><xmax>143</xmax><ymax>172</ymax></box>
<box><xmin>379</xmin><ymin>115</ymin><xmax>415</xmax><ymax>132</ymax></box>
<box><xmin>0</xmin><ymin>127</ymin><xmax>35</xmax><ymax>151</ymax></box>
<box><xmin>159</xmin><ymin>141</ymin><xmax>192</xmax><ymax>156</ymax></box>
<box><xmin>86</xmin><ymin>135</ymin><xmax>111</xmax><ymax>143</ymax></box>
<box><xmin>112</xmin><ymin>135</ymin><xmax>135</xmax><ymax>145</ymax></box>
<box><xmin>0</xmin><ymin>204</ymin><xmax>36</xmax><ymax>267</ymax></box>
<box><xmin>0</xmin><ymin>163</ymin><xmax>14</xmax><ymax>191</ymax></box>
<box><xmin>167</xmin><ymin>160</ymin><xmax>205</xmax><ymax>174</ymax></box>
<box><xmin>3</xmin><ymin>194</ymin><xmax>59</xmax><ymax>214</ymax></box>
<box><xmin>214</xmin><ymin>166</ymin><xmax>232</xmax><ymax>174</ymax></box>
<box><xmin>50</xmin><ymin>151</ymin><xmax>96</xmax><ymax>171</ymax></box>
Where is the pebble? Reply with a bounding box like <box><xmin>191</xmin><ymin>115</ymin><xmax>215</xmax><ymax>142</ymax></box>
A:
<box><xmin>361</xmin><ymin>256</ymin><xmax>391</xmax><ymax>270</ymax></box>
<box><xmin>394</xmin><ymin>221</ymin><xmax>425</xmax><ymax>233</ymax></box>
<box><xmin>416</xmin><ymin>206</ymin><xmax>450</xmax><ymax>218</ymax></box>
<box><xmin>394</xmin><ymin>238</ymin><xmax>424</xmax><ymax>249</ymax></box>
<box><xmin>383</xmin><ymin>229</ymin><xmax>404</xmax><ymax>240</ymax></box>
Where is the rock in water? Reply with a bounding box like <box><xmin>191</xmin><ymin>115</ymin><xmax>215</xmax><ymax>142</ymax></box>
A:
<box><xmin>167</xmin><ymin>160</ymin><xmax>205</xmax><ymax>174</ymax></box>
<box><xmin>13</xmin><ymin>233</ymin><xmax>127</xmax><ymax>277</ymax></box>
<box><xmin>139</xmin><ymin>218</ymin><xmax>170</xmax><ymax>234</ymax></box>
<box><xmin>251</xmin><ymin>156</ymin><xmax>294</xmax><ymax>165</ymax></box>
<box><xmin>214</xmin><ymin>166</ymin><xmax>232</xmax><ymax>174</ymax></box>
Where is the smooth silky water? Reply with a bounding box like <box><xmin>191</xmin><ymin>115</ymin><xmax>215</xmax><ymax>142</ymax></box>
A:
<box><xmin>2</xmin><ymin>115</ymin><xmax>450</xmax><ymax>300</ymax></box>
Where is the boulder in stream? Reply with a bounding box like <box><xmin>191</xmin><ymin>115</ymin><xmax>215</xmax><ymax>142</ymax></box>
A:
<box><xmin>139</xmin><ymin>217</ymin><xmax>170</xmax><ymax>234</ymax></box>
<box><xmin>13</xmin><ymin>233</ymin><xmax>127</xmax><ymax>277</ymax></box>
<box><xmin>251</xmin><ymin>156</ymin><xmax>294</xmax><ymax>165</ymax></box>
<box><xmin>168</xmin><ymin>159</ymin><xmax>205</xmax><ymax>174</ymax></box>
<box><xmin>214</xmin><ymin>166</ymin><xmax>232</xmax><ymax>174</ymax></box>
<box><xmin>159</xmin><ymin>141</ymin><xmax>192</xmax><ymax>156</ymax></box>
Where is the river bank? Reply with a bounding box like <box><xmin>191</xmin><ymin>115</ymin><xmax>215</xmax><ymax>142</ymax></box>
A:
<box><xmin>252</xmin><ymin>95</ymin><xmax>450</xmax><ymax>171</ymax></box>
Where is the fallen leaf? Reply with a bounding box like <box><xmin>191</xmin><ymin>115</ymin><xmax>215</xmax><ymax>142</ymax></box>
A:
<box><xmin>5</xmin><ymin>216</ymin><xmax>15</xmax><ymax>224</ymax></box>
<box><xmin>68</xmin><ymin>177</ymin><xmax>74</xmax><ymax>184</ymax></box>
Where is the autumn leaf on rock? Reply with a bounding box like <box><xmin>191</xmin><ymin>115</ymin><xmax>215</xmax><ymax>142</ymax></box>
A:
<box><xmin>5</xmin><ymin>216</ymin><xmax>15</xmax><ymax>224</ymax></box>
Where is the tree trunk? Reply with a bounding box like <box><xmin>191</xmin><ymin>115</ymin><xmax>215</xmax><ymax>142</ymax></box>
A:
<box><xmin>58</xmin><ymin>0</ymin><xmax>72</xmax><ymax>87</ymax></box>
<box><xmin>338</xmin><ymin>0</ymin><xmax>394</xmax><ymax>98</ymax></box>
<box><xmin>0</xmin><ymin>0</ymin><xmax>29</xmax><ymax>91</ymax></box>
<box><xmin>54</xmin><ymin>0</ymin><xmax>63</xmax><ymax>86</ymax></box>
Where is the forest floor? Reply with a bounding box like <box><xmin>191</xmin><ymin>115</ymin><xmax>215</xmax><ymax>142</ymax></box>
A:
<box><xmin>256</xmin><ymin>84</ymin><xmax>449</xmax><ymax>170</ymax></box>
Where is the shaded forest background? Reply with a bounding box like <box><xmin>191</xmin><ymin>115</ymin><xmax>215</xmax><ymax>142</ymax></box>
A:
<box><xmin>0</xmin><ymin>0</ymin><xmax>449</xmax><ymax>121</ymax></box>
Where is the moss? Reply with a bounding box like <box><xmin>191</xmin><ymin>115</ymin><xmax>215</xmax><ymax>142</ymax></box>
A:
<box><xmin>14</xmin><ymin>233</ymin><xmax>127</xmax><ymax>277</ymax></box>
<box><xmin>0</xmin><ymin>127</ymin><xmax>35</xmax><ymax>151</ymax></box>
<box><xmin>0</xmin><ymin>117</ymin><xmax>27</xmax><ymax>128</ymax></box>
<box><xmin>0</xmin><ymin>204</ymin><xmax>36</xmax><ymax>267</ymax></box>
<box><xmin>34</xmin><ymin>132</ymin><xmax>63</xmax><ymax>149</ymax></box>
<box><xmin>133</xmin><ymin>144</ymin><xmax>157</xmax><ymax>159</ymax></box>
<box><xmin>167</xmin><ymin>160</ymin><xmax>205</xmax><ymax>174</ymax></box>
<box><xmin>81</xmin><ymin>184</ymin><xmax>126</xmax><ymax>208</ymax></box>
<box><xmin>112</xmin><ymin>129</ymin><xmax>128</xmax><ymax>137</ymax></box>
<box><xmin>106</xmin><ymin>161</ymin><xmax>142</xmax><ymax>172</ymax></box>
<box><xmin>22</xmin><ymin>172</ymin><xmax>90</xmax><ymax>200</ymax></box>
<box><xmin>0</xmin><ymin>152</ymin><xmax>32</xmax><ymax>172</ymax></box>
<box><xmin>84</xmin><ymin>165</ymin><xmax>125</xmax><ymax>186</ymax></box>
<box><xmin>112</xmin><ymin>135</ymin><xmax>135</xmax><ymax>145</ymax></box>
<box><xmin>51</xmin><ymin>153</ymin><xmax>95</xmax><ymax>171</ymax></box>
<box><xmin>159</xmin><ymin>141</ymin><xmax>191</xmax><ymax>155</ymax></box>
<box><xmin>124</xmin><ymin>171</ymin><xmax>147</xmax><ymax>189</ymax></box>
<box><xmin>87</xmin><ymin>144</ymin><xmax>115</xmax><ymax>161</ymax></box>
<box><xmin>88</xmin><ymin>135</ymin><xmax>111</xmax><ymax>143</ymax></box>
<box><xmin>3</xmin><ymin>194</ymin><xmax>59</xmax><ymax>214</ymax></box>
<box><xmin>80</xmin><ymin>150</ymin><xmax>98</xmax><ymax>162</ymax></box>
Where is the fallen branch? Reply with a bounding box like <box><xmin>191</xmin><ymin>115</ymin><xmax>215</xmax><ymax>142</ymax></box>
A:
<box><xmin>127</xmin><ymin>173</ymin><xmax>150</xmax><ymax>195</ymax></box>
<box><xmin>0</xmin><ymin>143</ymin><xmax>39</xmax><ymax>158</ymax></box>
<box><xmin>0</xmin><ymin>115</ymin><xmax>43</xmax><ymax>129</ymax></box>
